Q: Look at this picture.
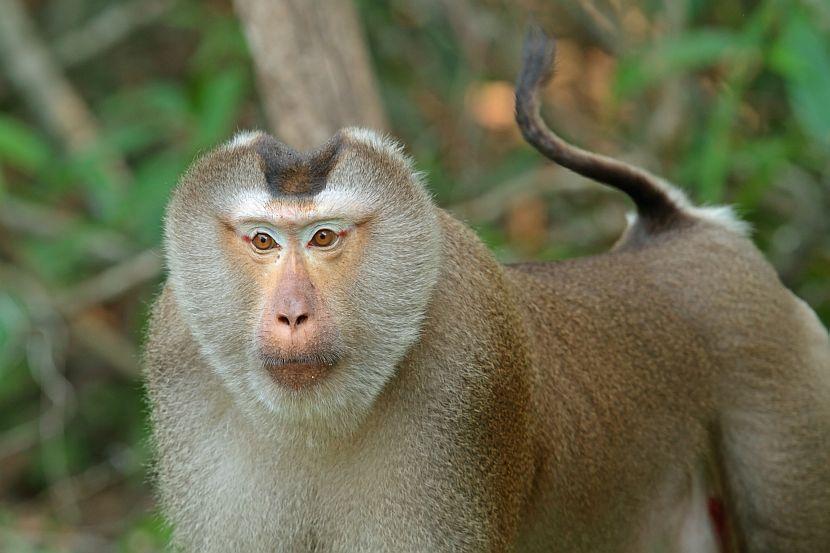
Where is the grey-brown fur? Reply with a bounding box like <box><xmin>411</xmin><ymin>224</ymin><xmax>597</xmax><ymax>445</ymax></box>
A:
<box><xmin>144</xmin><ymin>30</ymin><xmax>830</xmax><ymax>553</ymax></box>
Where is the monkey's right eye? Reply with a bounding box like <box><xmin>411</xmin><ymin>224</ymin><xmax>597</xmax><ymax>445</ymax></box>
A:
<box><xmin>251</xmin><ymin>232</ymin><xmax>277</xmax><ymax>251</ymax></box>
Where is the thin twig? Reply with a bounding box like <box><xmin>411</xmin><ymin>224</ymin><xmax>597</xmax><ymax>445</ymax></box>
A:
<box><xmin>562</xmin><ymin>0</ymin><xmax>622</xmax><ymax>55</ymax></box>
<box><xmin>1</xmin><ymin>261</ymin><xmax>81</xmax><ymax>518</ymax></box>
<box><xmin>0</xmin><ymin>194</ymin><xmax>137</xmax><ymax>263</ymax></box>
<box><xmin>0</xmin><ymin>263</ymin><xmax>143</xmax><ymax>378</ymax></box>
<box><xmin>449</xmin><ymin>165</ymin><xmax>619</xmax><ymax>223</ymax></box>
<box><xmin>644</xmin><ymin>0</ymin><xmax>690</xmax><ymax>148</ymax></box>
<box><xmin>27</xmin><ymin>327</ymin><xmax>80</xmax><ymax>520</ymax></box>
<box><xmin>58</xmin><ymin>249</ymin><xmax>164</xmax><ymax>315</ymax></box>
<box><xmin>0</xmin><ymin>419</ymin><xmax>40</xmax><ymax>461</ymax></box>
<box><xmin>70</xmin><ymin>312</ymin><xmax>142</xmax><ymax>377</ymax></box>
<box><xmin>56</xmin><ymin>0</ymin><xmax>177</xmax><ymax>67</ymax></box>
<box><xmin>0</xmin><ymin>195</ymin><xmax>77</xmax><ymax>236</ymax></box>
<box><xmin>38</xmin><ymin>445</ymin><xmax>141</xmax><ymax>509</ymax></box>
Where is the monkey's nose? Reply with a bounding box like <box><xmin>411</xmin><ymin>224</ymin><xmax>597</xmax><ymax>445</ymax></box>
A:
<box><xmin>275</xmin><ymin>293</ymin><xmax>312</xmax><ymax>330</ymax></box>
<box><xmin>276</xmin><ymin>308</ymin><xmax>310</xmax><ymax>329</ymax></box>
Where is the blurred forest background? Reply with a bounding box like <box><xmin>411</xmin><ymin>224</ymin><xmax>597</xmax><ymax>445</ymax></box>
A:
<box><xmin>0</xmin><ymin>0</ymin><xmax>828</xmax><ymax>550</ymax></box>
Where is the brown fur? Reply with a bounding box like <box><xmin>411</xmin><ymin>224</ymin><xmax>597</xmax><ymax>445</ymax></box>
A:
<box><xmin>147</xmin><ymin>205</ymin><xmax>830</xmax><ymax>551</ymax></box>
<box><xmin>507</xmin><ymin>219</ymin><xmax>830</xmax><ymax>551</ymax></box>
<box><xmin>144</xmin><ymin>31</ymin><xmax>830</xmax><ymax>553</ymax></box>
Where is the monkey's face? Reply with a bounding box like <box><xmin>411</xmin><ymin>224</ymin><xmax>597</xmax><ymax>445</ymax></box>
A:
<box><xmin>164</xmin><ymin>129</ymin><xmax>441</xmax><ymax>433</ymax></box>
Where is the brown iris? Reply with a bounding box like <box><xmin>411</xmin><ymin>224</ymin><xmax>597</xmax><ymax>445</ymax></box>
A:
<box><xmin>310</xmin><ymin>228</ymin><xmax>336</xmax><ymax>248</ymax></box>
<box><xmin>251</xmin><ymin>232</ymin><xmax>277</xmax><ymax>251</ymax></box>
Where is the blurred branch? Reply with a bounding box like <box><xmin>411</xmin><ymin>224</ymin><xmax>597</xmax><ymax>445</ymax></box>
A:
<box><xmin>56</xmin><ymin>0</ymin><xmax>176</xmax><ymax>67</ymax></box>
<box><xmin>0</xmin><ymin>203</ymin><xmax>162</xmax><ymax>377</ymax></box>
<box><xmin>56</xmin><ymin>249</ymin><xmax>164</xmax><ymax>376</ymax></box>
<box><xmin>644</xmin><ymin>0</ymin><xmax>690</xmax><ymax>149</ymax></box>
<box><xmin>803</xmin><ymin>0</ymin><xmax>830</xmax><ymax>29</ymax></box>
<box><xmin>561</xmin><ymin>0</ymin><xmax>622</xmax><ymax>54</ymax></box>
<box><xmin>450</xmin><ymin>167</ymin><xmax>557</xmax><ymax>223</ymax></box>
<box><xmin>576</xmin><ymin>0</ymin><xmax>619</xmax><ymax>43</ymax></box>
<box><xmin>233</xmin><ymin>0</ymin><xmax>387</xmax><ymax>148</ymax></box>
<box><xmin>0</xmin><ymin>0</ymin><xmax>131</xmax><ymax>197</ymax></box>
<box><xmin>27</xmin><ymin>326</ymin><xmax>80</xmax><ymax>519</ymax></box>
<box><xmin>0</xmin><ymin>419</ymin><xmax>40</xmax><ymax>461</ymax></box>
<box><xmin>0</xmin><ymin>195</ymin><xmax>77</xmax><ymax>236</ymax></box>
<box><xmin>70</xmin><ymin>311</ymin><xmax>143</xmax><ymax>377</ymax></box>
<box><xmin>449</xmin><ymin>165</ymin><xmax>618</xmax><ymax>223</ymax></box>
<box><xmin>0</xmin><ymin>262</ymin><xmax>143</xmax><ymax>378</ymax></box>
<box><xmin>770</xmin><ymin>165</ymin><xmax>830</xmax><ymax>286</ymax></box>
<box><xmin>0</xmin><ymin>260</ymin><xmax>80</xmax><ymax>517</ymax></box>
<box><xmin>57</xmin><ymin>249</ymin><xmax>163</xmax><ymax>315</ymax></box>
<box><xmin>0</xmin><ymin>194</ymin><xmax>135</xmax><ymax>263</ymax></box>
<box><xmin>37</xmin><ymin>445</ymin><xmax>141</xmax><ymax>510</ymax></box>
<box><xmin>438</xmin><ymin>0</ymin><xmax>489</xmax><ymax>72</ymax></box>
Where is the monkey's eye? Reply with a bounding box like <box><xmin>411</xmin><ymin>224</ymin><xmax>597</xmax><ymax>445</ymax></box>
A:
<box><xmin>251</xmin><ymin>232</ymin><xmax>277</xmax><ymax>251</ymax></box>
<box><xmin>309</xmin><ymin>228</ymin><xmax>337</xmax><ymax>248</ymax></box>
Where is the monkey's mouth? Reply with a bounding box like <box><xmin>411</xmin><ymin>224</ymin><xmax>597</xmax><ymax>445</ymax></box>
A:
<box><xmin>261</xmin><ymin>353</ymin><xmax>340</xmax><ymax>391</ymax></box>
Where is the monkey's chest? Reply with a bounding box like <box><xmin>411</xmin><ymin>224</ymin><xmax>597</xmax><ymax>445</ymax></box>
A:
<box><xmin>176</xmin><ymin>441</ymin><xmax>475</xmax><ymax>552</ymax></box>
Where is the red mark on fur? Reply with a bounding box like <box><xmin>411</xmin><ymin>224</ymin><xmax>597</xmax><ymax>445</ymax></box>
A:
<box><xmin>242</xmin><ymin>235</ymin><xmax>252</xmax><ymax>243</ymax></box>
<box><xmin>708</xmin><ymin>497</ymin><xmax>728</xmax><ymax>551</ymax></box>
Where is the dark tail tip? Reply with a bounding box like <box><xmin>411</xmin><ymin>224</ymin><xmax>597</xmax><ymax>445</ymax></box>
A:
<box><xmin>518</xmin><ymin>24</ymin><xmax>556</xmax><ymax>97</ymax></box>
<box><xmin>514</xmin><ymin>24</ymin><xmax>557</xmax><ymax>156</ymax></box>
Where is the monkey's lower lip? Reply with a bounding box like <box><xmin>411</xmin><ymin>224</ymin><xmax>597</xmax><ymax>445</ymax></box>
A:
<box><xmin>262</xmin><ymin>358</ymin><xmax>335</xmax><ymax>391</ymax></box>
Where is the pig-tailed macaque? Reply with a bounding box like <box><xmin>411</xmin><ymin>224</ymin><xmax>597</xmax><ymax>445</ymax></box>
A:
<box><xmin>144</xmin><ymin>26</ymin><xmax>830</xmax><ymax>552</ymax></box>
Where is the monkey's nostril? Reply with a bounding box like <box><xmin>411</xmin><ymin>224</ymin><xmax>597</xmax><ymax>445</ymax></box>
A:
<box><xmin>276</xmin><ymin>312</ymin><xmax>309</xmax><ymax>327</ymax></box>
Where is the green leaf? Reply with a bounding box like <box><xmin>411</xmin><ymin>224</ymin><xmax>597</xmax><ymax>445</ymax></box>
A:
<box><xmin>99</xmin><ymin>124</ymin><xmax>166</xmax><ymax>158</ymax></box>
<box><xmin>192</xmin><ymin>69</ymin><xmax>248</xmax><ymax>150</ymax></box>
<box><xmin>0</xmin><ymin>292</ymin><xmax>28</xmax><ymax>372</ymax></box>
<box><xmin>732</xmin><ymin>137</ymin><xmax>789</xmax><ymax>208</ymax></box>
<box><xmin>140</xmin><ymin>83</ymin><xmax>192</xmax><ymax>120</ymax></box>
<box><xmin>696</xmin><ymin>87</ymin><xmax>741</xmax><ymax>203</ymax></box>
<box><xmin>770</xmin><ymin>10</ymin><xmax>830</xmax><ymax>147</ymax></box>
<box><xmin>63</xmin><ymin>148</ymin><xmax>126</xmax><ymax>219</ymax></box>
<box><xmin>117</xmin><ymin>511</ymin><xmax>172</xmax><ymax>552</ymax></box>
<box><xmin>189</xmin><ymin>14</ymin><xmax>251</xmax><ymax>71</ymax></box>
<box><xmin>120</xmin><ymin>152</ymin><xmax>186</xmax><ymax>245</ymax></box>
<box><xmin>616</xmin><ymin>29</ymin><xmax>742</xmax><ymax>96</ymax></box>
<box><xmin>101</xmin><ymin>82</ymin><xmax>191</xmax><ymax>139</ymax></box>
<box><xmin>0</xmin><ymin>116</ymin><xmax>52</xmax><ymax>172</ymax></box>
<box><xmin>18</xmin><ymin>230</ymin><xmax>98</xmax><ymax>283</ymax></box>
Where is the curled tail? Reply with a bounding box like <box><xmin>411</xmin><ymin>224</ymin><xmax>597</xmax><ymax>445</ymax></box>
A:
<box><xmin>515</xmin><ymin>25</ymin><xmax>745</xmax><ymax>235</ymax></box>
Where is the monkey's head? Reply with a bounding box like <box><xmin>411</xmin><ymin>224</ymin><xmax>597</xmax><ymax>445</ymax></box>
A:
<box><xmin>164</xmin><ymin>128</ymin><xmax>441</xmax><ymax>433</ymax></box>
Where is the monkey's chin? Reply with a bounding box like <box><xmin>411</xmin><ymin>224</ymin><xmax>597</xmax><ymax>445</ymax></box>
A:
<box><xmin>260</xmin><ymin>354</ymin><xmax>339</xmax><ymax>392</ymax></box>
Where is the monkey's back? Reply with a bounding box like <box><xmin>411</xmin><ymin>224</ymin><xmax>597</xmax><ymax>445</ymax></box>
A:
<box><xmin>501</xmin><ymin>219</ymin><xmax>829</xmax><ymax>550</ymax></box>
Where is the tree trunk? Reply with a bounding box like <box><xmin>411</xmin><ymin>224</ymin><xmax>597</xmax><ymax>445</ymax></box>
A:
<box><xmin>233</xmin><ymin>0</ymin><xmax>387</xmax><ymax>150</ymax></box>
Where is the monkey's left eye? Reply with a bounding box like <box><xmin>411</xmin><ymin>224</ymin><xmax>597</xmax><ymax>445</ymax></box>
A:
<box><xmin>309</xmin><ymin>228</ymin><xmax>338</xmax><ymax>248</ymax></box>
<box><xmin>251</xmin><ymin>232</ymin><xmax>277</xmax><ymax>251</ymax></box>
